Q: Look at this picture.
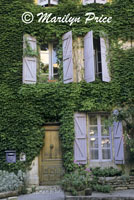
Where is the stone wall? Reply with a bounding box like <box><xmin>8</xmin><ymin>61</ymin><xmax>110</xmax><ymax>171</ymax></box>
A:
<box><xmin>98</xmin><ymin>176</ymin><xmax>134</xmax><ymax>190</ymax></box>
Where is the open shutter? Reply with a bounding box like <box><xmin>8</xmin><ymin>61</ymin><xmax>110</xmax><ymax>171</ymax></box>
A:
<box><xmin>84</xmin><ymin>31</ymin><xmax>95</xmax><ymax>82</ymax></box>
<box><xmin>96</xmin><ymin>0</ymin><xmax>107</xmax><ymax>4</ymax></box>
<box><xmin>38</xmin><ymin>0</ymin><xmax>48</xmax><ymax>6</ymax></box>
<box><xmin>23</xmin><ymin>35</ymin><xmax>37</xmax><ymax>84</ymax></box>
<box><xmin>100</xmin><ymin>37</ymin><xmax>111</xmax><ymax>82</ymax></box>
<box><xmin>62</xmin><ymin>31</ymin><xmax>73</xmax><ymax>83</ymax></box>
<box><xmin>50</xmin><ymin>0</ymin><xmax>58</xmax><ymax>5</ymax></box>
<box><xmin>23</xmin><ymin>57</ymin><xmax>37</xmax><ymax>84</ymax></box>
<box><xmin>83</xmin><ymin>0</ymin><xmax>94</xmax><ymax>5</ymax></box>
<box><xmin>23</xmin><ymin>35</ymin><xmax>37</xmax><ymax>52</ymax></box>
<box><xmin>74</xmin><ymin>113</ymin><xmax>87</xmax><ymax>164</ymax></box>
<box><xmin>113</xmin><ymin>121</ymin><xmax>124</xmax><ymax>164</ymax></box>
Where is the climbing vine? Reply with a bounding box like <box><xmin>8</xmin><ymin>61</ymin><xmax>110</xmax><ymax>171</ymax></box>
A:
<box><xmin>0</xmin><ymin>0</ymin><xmax>134</xmax><ymax>172</ymax></box>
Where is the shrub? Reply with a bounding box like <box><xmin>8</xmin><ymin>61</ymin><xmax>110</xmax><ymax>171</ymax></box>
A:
<box><xmin>61</xmin><ymin>166</ymin><xmax>91</xmax><ymax>195</ymax></box>
<box><xmin>91</xmin><ymin>167</ymin><xmax>122</xmax><ymax>177</ymax></box>
<box><xmin>0</xmin><ymin>170</ymin><xmax>26</xmax><ymax>193</ymax></box>
<box><xmin>92</xmin><ymin>184</ymin><xmax>111</xmax><ymax>193</ymax></box>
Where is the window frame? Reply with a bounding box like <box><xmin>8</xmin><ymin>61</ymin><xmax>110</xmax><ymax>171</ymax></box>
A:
<box><xmin>88</xmin><ymin>113</ymin><xmax>112</xmax><ymax>162</ymax></box>
<box><xmin>39</xmin><ymin>43</ymin><xmax>59</xmax><ymax>81</ymax></box>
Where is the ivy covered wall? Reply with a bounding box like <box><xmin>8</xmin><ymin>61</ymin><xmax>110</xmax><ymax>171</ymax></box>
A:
<box><xmin>0</xmin><ymin>0</ymin><xmax>134</xmax><ymax>172</ymax></box>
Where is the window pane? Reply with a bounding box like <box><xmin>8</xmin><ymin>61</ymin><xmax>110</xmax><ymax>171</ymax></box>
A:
<box><xmin>89</xmin><ymin>127</ymin><xmax>98</xmax><ymax>137</ymax></box>
<box><xmin>101</xmin><ymin>115</ymin><xmax>108</xmax><ymax>125</ymax></box>
<box><xmin>102</xmin><ymin>149</ymin><xmax>111</xmax><ymax>160</ymax></box>
<box><xmin>90</xmin><ymin>138</ymin><xmax>98</xmax><ymax>148</ymax></box>
<box><xmin>53</xmin><ymin>44</ymin><xmax>59</xmax><ymax>80</ymax></box>
<box><xmin>40</xmin><ymin>44</ymin><xmax>49</xmax><ymax>75</ymax></box>
<box><xmin>101</xmin><ymin>127</ymin><xmax>109</xmax><ymax>136</ymax></box>
<box><xmin>90</xmin><ymin>116</ymin><xmax>97</xmax><ymax>125</ymax></box>
<box><xmin>91</xmin><ymin>149</ymin><xmax>99</xmax><ymax>160</ymax></box>
<box><xmin>101</xmin><ymin>138</ymin><xmax>110</xmax><ymax>148</ymax></box>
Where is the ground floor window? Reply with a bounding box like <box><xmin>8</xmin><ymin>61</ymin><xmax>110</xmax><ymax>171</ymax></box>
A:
<box><xmin>89</xmin><ymin>114</ymin><xmax>112</xmax><ymax>161</ymax></box>
<box><xmin>74</xmin><ymin>112</ymin><xmax>124</xmax><ymax>165</ymax></box>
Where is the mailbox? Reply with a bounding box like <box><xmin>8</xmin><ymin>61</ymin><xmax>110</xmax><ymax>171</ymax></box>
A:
<box><xmin>5</xmin><ymin>150</ymin><xmax>16</xmax><ymax>163</ymax></box>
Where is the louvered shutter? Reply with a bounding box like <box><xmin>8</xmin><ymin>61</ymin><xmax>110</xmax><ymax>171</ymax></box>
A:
<box><xmin>23</xmin><ymin>57</ymin><xmax>37</xmax><ymax>84</ymax></box>
<box><xmin>113</xmin><ymin>121</ymin><xmax>124</xmax><ymax>164</ymax></box>
<box><xmin>62</xmin><ymin>31</ymin><xmax>73</xmax><ymax>83</ymax></box>
<box><xmin>38</xmin><ymin>0</ymin><xmax>48</xmax><ymax>6</ymax></box>
<box><xmin>83</xmin><ymin>0</ymin><xmax>94</xmax><ymax>5</ymax></box>
<box><xmin>74</xmin><ymin>113</ymin><xmax>87</xmax><ymax>164</ymax></box>
<box><xmin>100</xmin><ymin>37</ymin><xmax>111</xmax><ymax>82</ymax></box>
<box><xmin>96</xmin><ymin>0</ymin><xmax>107</xmax><ymax>4</ymax></box>
<box><xmin>50</xmin><ymin>0</ymin><xmax>58</xmax><ymax>5</ymax></box>
<box><xmin>84</xmin><ymin>31</ymin><xmax>95</xmax><ymax>82</ymax></box>
<box><xmin>23</xmin><ymin>35</ymin><xmax>37</xmax><ymax>84</ymax></box>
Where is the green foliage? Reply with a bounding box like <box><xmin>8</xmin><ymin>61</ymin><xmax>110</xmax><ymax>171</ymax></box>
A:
<box><xmin>91</xmin><ymin>167</ymin><xmax>122</xmax><ymax>177</ymax></box>
<box><xmin>92</xmin><ymin>184</ymin><xmax>111</xmax><ymax>193</ymax></box>
<box><xmin>0</xmin><ymin>170</ymin><xmax>25</xmax><ymax>193</ymax></box>
<box><xmin>0</xmin><ymin>0</ymin><xmax>133</xmax><ymax>172</ymax></box>
<box><xmin>61</xmin><ymin>166</ymin><xmax>91</xmax><ymax>195</ymax></box>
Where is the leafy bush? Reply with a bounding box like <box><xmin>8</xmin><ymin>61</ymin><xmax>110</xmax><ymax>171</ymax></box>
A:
<box><xmin>0</xmin><ymin>170</ymin><xmax>26</xmax><ymax>193</ymax></box>
<box><xmin>61</xmin><ymin>166</ymin><xmax>91</xmax><ymax>195</ymax></box>
<box><xmin>91</xmin><ymin>167</ymin><xmax>122</xmax><ymax>177</ymax></box>
<box><xmin>92</xmin><ymin>184</ymin><xmax>111</xmax><ymax>193</ymax></box>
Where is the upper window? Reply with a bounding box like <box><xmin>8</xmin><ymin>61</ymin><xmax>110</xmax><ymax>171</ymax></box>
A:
<box><xmin>22</xmin><ymin>34</ymin><xmax>59</xmax><ymax>84</ymax></box>
<box><xmin>38</xmin><ymin>0</ymin><xmax>58</xmax><ymax>6</ymax></box>
<box><xmin>39</xmin><ymin>43</ymin><xmax>59</xmax><ymax>81</ymax></box>
<box><xmin>62</xmin><ymin>31</ymin><xmax>111</xmax><ymax>84</ymax></box>
<box><xmin>83</xmin><ymin>0</ymin><xmax>107</xmax><ymax>5</ymax></box>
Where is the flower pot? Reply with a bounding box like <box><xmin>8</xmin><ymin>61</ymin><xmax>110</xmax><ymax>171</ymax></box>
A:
<box><xmin>47</xmin><ymin>80</ymin><xmax>57</xmax><ymax>82</ymax></box>
<box><xmin>85</xmin><ymin>188</ymin><xmax>92</xmax><ymax>196</ymax></box>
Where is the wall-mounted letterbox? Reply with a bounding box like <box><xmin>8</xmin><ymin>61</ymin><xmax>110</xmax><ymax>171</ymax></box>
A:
<box><xmin>5</xmin><ymin>150</ymin><xmax>16</xmax><ymax>163</ymax></box>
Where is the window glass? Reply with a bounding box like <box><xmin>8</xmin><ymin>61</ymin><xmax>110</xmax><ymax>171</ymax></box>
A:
<box><xmin>94</xmin><ymin>38</ymin><xmax>102</xmax><ymax>79</ymax></box>
<box><xmin>91</xmin><ymin>149</ymin><xmax>99</xmax><ymax>160</ymax></box>
<box><xmin>39</xmin><ymin>43</ymin><xmax>59</xmax><ymax>81</ymax></box>
<box><xmin>102</xmin><ymin>149</ymin><xmax>111</xmax><ymax>160</ymax></box>
<box><xmin>53</xmin><ymin>44</ymin><xmax>59</xmax><ymax>80</ymax></box>
<box><xmin>89</xmin><ymin>114</ymin><xmax>111</xmax><ymax>161</ymax></box>
<box><xmin>40</xmin><ymin>44</ymin><xmax>49</xmax><ymax>80</ymax></box>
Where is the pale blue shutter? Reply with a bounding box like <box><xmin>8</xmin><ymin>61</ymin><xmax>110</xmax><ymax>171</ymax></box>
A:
<box><xmin>100</xmin><ymin>37</ymin><xmax>111</xmax><ymax>82</ymax></box>
<box><xmin>74</xmin><ymin>113</ymin><xmax>87</xmax><ymax>164</ymax></box>
<box><xmin>23</xmin><ymin>57</ymin><xmax>37</xmax><ymax>84</ymax></box>
<box><xmin>38</xmin><ymin>0</ymin><xmax>48</xmax><ymax>6</ymax></box>
<box><xmin>83</xmin><ymin>0</ymin><xmax>94</xmax><ymax>5</ymax></box>
<box><xmin>84</xmin><ymin>31</ymin><xmax>95</xmax><ymax>82</ymax></box>
<box><xmin>23</xmin><ymin>35</ymin><xmax>37</xmax><ymax>84</ymax></box>
<box><xmin>62</xmin><ymin>31</ymin><xmax>73</xmax><ymax>83</ymax></box>
<box><xmin>50</xmin><ymin>0</ymin><xmax>58</xmax><ymax>5</ymax></box>
<box><xmin>113</xmin><ymin>121</ymin><xmax>124</xmax><ymax>164</ymax></box>
<box><xmin>96</xmin><ymin>0</ymin><xmax>107</xmax><ymax>4</ymax></box>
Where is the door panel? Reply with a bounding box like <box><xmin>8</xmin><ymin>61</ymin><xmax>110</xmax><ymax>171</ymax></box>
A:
<box><xmin>39</xmin><ymin>125</ymin><xmax>64</xmax><ymax>185</ymax></box>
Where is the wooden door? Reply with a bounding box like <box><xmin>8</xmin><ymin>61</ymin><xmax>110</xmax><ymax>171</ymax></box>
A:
<box><xmin>39</xmin><ymin>124</ymin><xmax>64</xmax><ymax>185</ymax></box>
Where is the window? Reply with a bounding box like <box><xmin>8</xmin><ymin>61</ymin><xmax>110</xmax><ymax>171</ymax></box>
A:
<box><xmin>38</xmin><ymin>0</ymin><xmax>58</xmax><ymax>6</ymax></box>
<box><xmin>74</xmin><ymin>113</ymin><xmax>124</xmax><ymax>165</ymax></box>
<box><xmin>89</xmin><ymin>115</ymin><xmax>111</xmax><ymax>161</ymax></box>
<box><xmin>62</xmin><ymin>31</ymin><xmax>111</xmax><ymax>84</ymax></box>
<box><xmin>94</xmin><ymin>38</ymin><xmax>102</xmax><ymax>79</ymax></box>
<box><xmin>39</xmin><ymin>43</ymin><xmax>59</xmax><ymax>81</ymax></box>
<box><xmin>83</xmin><ymin>0</ymin><xmax>107</xmax><ymax>5</ymax></box>
<box><xmin>22</xmin><ymin>34</ymin><xmax>59</xmax><ymax>84</ymax></box>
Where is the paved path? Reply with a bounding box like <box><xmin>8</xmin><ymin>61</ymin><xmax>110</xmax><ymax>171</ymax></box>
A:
<box><xmin>18</xmin><ymin>191</ymin><xmax>65</xmax><ymax>200</ymax></box>
<box><xmin>18</xmin><ymin>190</ymin><xmax>134</xmax><ymax>200</ymax></box>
